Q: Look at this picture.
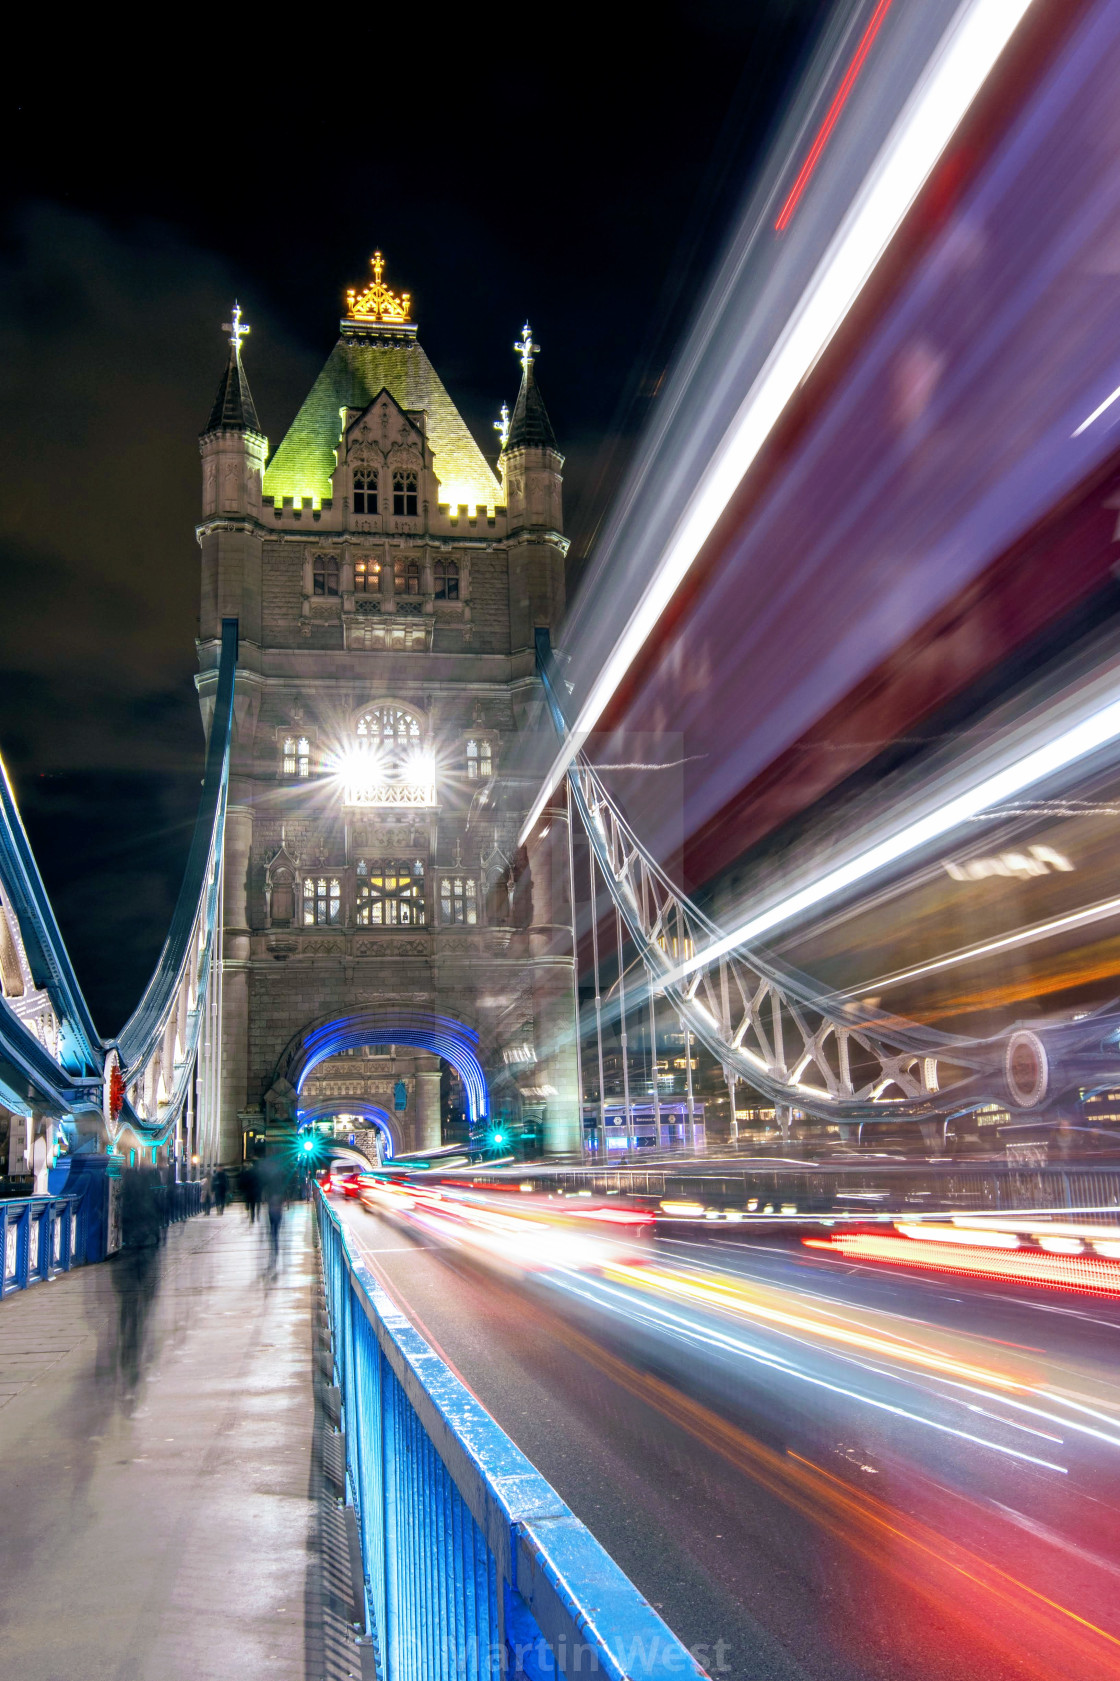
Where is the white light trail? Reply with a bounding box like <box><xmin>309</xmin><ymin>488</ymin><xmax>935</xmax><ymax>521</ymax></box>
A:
<box><xmin>662</xmin><ymin>686</ymin><xmax>1120</xmax><ymax>984</ymax></box>
<box><xmin>521</xmin><ymin>0</ymin><xmax>1037</xmax><ymax>845</ymax></box>
<box><xmin>830</xmin><ymin>893</ymin><xmax>1120</xmax><ymax>999</ymax></box>
<box><xmin>1072</xmin><ymin>382</ymin><xmax>1120</xmax><ymax>437</ymax></box>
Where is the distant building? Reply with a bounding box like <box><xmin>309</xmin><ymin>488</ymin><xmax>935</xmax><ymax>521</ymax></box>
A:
<box><xmin>197</xmin><ymin>260</ymin><xmax>576</xmax><ymax>1161</ymax></box>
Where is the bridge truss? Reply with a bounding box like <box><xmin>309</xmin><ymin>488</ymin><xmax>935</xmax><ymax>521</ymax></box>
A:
<box><xmin>536</xmin><ymin>636</ymin><xmax>1120</xmax><ymax>1136</ymax></box>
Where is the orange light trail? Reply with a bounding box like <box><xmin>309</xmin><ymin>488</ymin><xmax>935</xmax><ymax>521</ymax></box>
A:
<box><xmin>775</xmin><ymin>0</ymin><xmax>896</xmax><ymax>232</ymax></box>
<box><xmin>805</xmin><ymin>1233</ymin><xmax>1120</xmax><ymax>1295</ymax></box>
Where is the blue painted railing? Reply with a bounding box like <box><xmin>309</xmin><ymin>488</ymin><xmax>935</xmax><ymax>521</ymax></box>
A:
<box><xmin>0</xmin><ymin>1195</ymin><xmax>80</xmax><ymax>1294</ymax></box>
<box><xmin>0</xmin><ymin>1178</ymin><xmax>203</xmax><ymax>1295</ymax></box>
<box><xmin>317</xmin><ymin>1190</ymin><xmax>706</xmax><ymax>1680</ymax></box>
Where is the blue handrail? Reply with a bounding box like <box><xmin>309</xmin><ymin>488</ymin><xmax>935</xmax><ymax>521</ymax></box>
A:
<box><xmin>316</xmin><ymin>1189</ymin><xmax>706</xmax><ymax>1680</ymax></box>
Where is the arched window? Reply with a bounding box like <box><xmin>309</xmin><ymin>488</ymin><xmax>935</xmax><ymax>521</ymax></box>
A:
<box><xmin>393</xmin><ymin>558</ymin><xmax>420</xmax><ymax>595</ymax></box>
<box><xmin>354</xmin><ymin>558</ymin><xmax>379</xmax><ymax>593</ymax></box>
<box><xmin>313</xmin><ymin>554</ymin><xmax>339</xmax><ymax>596</ymax></box>
<box><xmin>355</xmin><ymin>706</ymin><xmax>422</xmax><ymax>753</ymax></box>
<box><xmin>355</xmin><ymin>858</ymin><xmax>425</xmax><ymax>926</ymax></box>
<box><xmin>466</xmin><ymin>738</ymin><xmax>492</xmax><ymax>779</ymax></box>
<box><xmin>303</xmin><ymin>876</ymin><xmax>341</xmax><ymax>926</ymax></box>
<box><xmin>439</xmin><ymin>876</ymin><xmax>477</xmax><ymax>926</ymax></box>
<box><xmin>434</xmin><ymin>559</ymin><xmax>459</xmax><ymax>601</ymax></box>
<box><xmin>392</xmin><ymin>469</ymin><xmax>418</xmax><ymax>517</ymax></box>
<box><xmin>282</xmin><ymin>736</ymin><xmax>311</xmax><ymax>777</ymax></box>
<box><xmin>353</xmin><ymin>469</ymin><xmax>378</xmax><ymax>515</ymax></box>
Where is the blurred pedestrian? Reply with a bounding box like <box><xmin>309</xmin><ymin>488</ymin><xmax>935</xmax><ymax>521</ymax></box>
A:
<box><xmin>240</xmin><ymin>1158</ymin><xmax>260</xmax><ymax>1223</ymax></box>
<box><xmin>213</xmin><ymin>1166</ymin><xmax>229</xmax><ymax>1215</ymax></box>
<box><xmin>201</xmin><ymin>1168</ymin><xmax>212</xmax><ymax>1215</ymax></box>
<box><xmin>257</xmin><ymin>1153</ymin><xmax>288</xmax><ymax>1273</ymax></box>
<box><xmin>113</xmin><ymin>1166</ymin><xmax>163</xmax><ymax>1396</ymax></box>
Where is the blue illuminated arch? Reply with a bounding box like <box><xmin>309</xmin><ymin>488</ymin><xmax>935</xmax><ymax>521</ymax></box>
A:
<box><xmin>278</xmin><ymin>1008</ymin><xmax>489</xmax><ymax>1125</ymax></box>
<box><xmin>296</xmin><ymin>1100</ymin><xmax>399</xmax><ymax>1157</ymax></box>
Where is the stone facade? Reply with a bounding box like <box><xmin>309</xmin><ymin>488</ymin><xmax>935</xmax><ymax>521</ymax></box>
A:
<box><xmin>196</xmin><ymin>267</ymin><xmax>578</xmax><ymax>1163</ymax></box>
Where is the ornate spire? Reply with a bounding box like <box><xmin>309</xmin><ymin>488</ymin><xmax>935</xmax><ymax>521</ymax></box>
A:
<box><xmin>346</xmin><ymin>251</ymin><xmax>412</xmax><ymax>324</ymax></box>
<box><xmin>204</xmin><ymin>302</ymin><xmax>262</xmax><ymax>435</ymax></box>
<box><xmin>493</xmin><ymin>402</ymin><xmax>510</xmax><ymax>453</ymax></box>
<box><xmin>506</xmin><ymin>322</ymin><xmax>557</xmax><ymax>451</ymax></box>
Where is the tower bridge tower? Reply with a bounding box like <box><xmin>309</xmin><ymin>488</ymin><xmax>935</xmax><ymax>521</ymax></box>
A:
<box><xmin>196</xmin><ymin>258</ymin><xmax>578</xmax><ymax>1164</ymax></box>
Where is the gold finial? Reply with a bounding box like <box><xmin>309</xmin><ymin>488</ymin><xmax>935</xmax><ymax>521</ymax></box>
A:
<box><xmin>494</xmin><ymin>402</ymin><xmax>510</xmax><ymax>452</ymax></box>
<box><xmin>223</xmin><ymin>301</ymin><xmax>250</xmax><ymax>356</ymax></box>
<box><xmin>515</xmin><ymin>323</ymin><xmax>539</xmax><ymax>375</ymax></box>
<box><xmin>346</xmin><ymin>251</ymin><xmax>412</xmax><ymax>324</ymax></box>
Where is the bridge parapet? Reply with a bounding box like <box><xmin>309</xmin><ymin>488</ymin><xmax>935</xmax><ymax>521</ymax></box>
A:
<box><xmin>316</xmin><ymin>1189</ymin><xmax>705</xmax><ymax>1679</ymax></box>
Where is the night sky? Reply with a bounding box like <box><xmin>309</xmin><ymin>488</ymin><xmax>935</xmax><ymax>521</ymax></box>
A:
<box><xmin>2</xmin><ymin>3</ymin><xmax>828</xmax><ymax>1030</ymax></box>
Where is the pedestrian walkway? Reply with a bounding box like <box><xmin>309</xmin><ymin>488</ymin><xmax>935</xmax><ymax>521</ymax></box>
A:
<box><xmin>0</xmin><ymin>1201</ymin><xmax>365</xmax><ymax>1681</ymax></box>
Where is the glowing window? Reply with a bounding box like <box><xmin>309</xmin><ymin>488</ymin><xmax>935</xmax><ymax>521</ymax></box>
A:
<box><xmin>394</xmin><ymin>557</ymin><xmax>421</xmax><ymax>595</ymax></box>
<box><xmin>392</xmin><ymin>469</ymin><xmax>418</xmax><ymax>517</ymax></box>
<box><xmin>356</xmin><ymin>858</ymin><xmax>425</xmax><ymax>926</ymax></box>
<box><xmin>313</xmin><ymin>554</ymin><xmax>339</xmax><ymax>596</ymax></box>
<box><xmin>354</xmin><ymin>558</ymin><xmax>380</xmax><ymax>593</ymax></box>
<box><xmin>303</xmin><ymin>876</ymin><xmax>341</xmax><ymax>926</ymax></box>
<box><xmin>282</xmin><ymin>736</ymin><xmax>310</xmax><ymax>777</ymax></box>
<box><xmin>439</xmin><ymin>876</ymin><xmax>477</xmax><ymax>926</ymax></box>
<box><xmin>466</xmin><ymin>738</ymin><xmax>492</xmax><ymax>779</ymax></box>
<box><xmin>353</xmin><ymin>469</ymin><xmax>378</xmax><ymax>515</ymax></box>
<box><xmin>434</xmin><ymin>559</ymin><xmax>459</xmax><ymax>601</ymax></box>
<box><xmin>355</xmin><ymin>706</ymin><xmax>422</xmax><ymax>755</ymax></box>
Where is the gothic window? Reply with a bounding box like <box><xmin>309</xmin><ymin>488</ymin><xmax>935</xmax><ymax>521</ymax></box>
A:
<box><xmin>392</xmin><ymin>469</ymin><xmax>418</xmax><ymax>517</ymax></box>
<box><xmin>282</xmin><ymin>736</ymin><xmax>311</xmax><ymax>777</ymax></box>
<box><xmin>355</xmin><ymin>858</ymin><xmax>426</xmax><ymax>926</ymax></box>
<box><xmin>354</xmin><ymin>558</ymin><xmax>380</xmax><ymax>593</ymax></box>
<box><xmin>466</xmin><ymin>738</ymin><xmax>492</xmax><ymax>779</ymax></box>
<box><xmin>313</xmin><ymin>554</ymin><xmax>340</xmax><ymax>596</ymax></box>
<box><xmin>393</xmin><ymin>557</ymin><xmax>420</xmax><ymax>595</ymax></box>
<box><xmin>433</xmin><ymin>559</ymin><xmax>459</xmax><ymax>600</ymax></box>
<box><xmin>355</xmin><ymin>706</ymin><xmax>422</xmax><ymax>755</ymax></box>
<box><xmin>303</xmin><ymin>876</ymin><xmax>341</xmax><ymax>926</ymax></box>
<box><xmin>439</xmin><ymin>876</ymin><xmax>477</xmax><ymax>926</ymax></box>
<box><xmin>269</xmin><ymin>869</ymin><xmax>295</xmax><ymax>926</ymax></box>
<box><xmin>353</xmin><ymin>469</ymin><xmax>378</xmax><ymax>515</ymax></box>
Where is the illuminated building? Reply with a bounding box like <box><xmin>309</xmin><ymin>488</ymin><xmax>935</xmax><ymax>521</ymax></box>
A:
<box><xmin>196</xmin><ymin>260</ymin><xmax>576</xmax><ymax>1161</ymax></box>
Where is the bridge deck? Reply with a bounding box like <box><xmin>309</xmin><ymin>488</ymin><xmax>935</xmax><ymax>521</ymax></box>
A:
<box><xmin>0</xmin><ymin>1203</ymin><xmax>356</xmax><ymax>1681</ymax></box>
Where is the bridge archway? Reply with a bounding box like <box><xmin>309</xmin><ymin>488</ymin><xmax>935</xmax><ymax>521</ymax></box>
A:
<box><xmin>274</xmin><ymin>1007</ymin><xmax>489</xmax><ymax>1126</ymax></box>
<box><xmin>296</xmin><ymin>1099</ymin><xmax>400</xmax><ymax>1158</ymax></box>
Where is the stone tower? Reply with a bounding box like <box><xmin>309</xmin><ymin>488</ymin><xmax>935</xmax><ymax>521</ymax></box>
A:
<box><xmin>195</xmin><ymin>259</ymin><xmax>579</xmax><ymax>1163</ymax></box>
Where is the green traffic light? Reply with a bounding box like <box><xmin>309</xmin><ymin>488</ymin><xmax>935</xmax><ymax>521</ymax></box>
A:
<box><xmin>301</xmin><ymin>1137</ymin><xmax>315</xmax><ymax>1152</ymax></box>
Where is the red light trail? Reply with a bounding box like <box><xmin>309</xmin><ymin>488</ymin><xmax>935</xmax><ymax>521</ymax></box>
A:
<box><xmin>775</xmin><ymin>0</ymin><xmax>896</xmax><ymax>232</ymax></box>
<box><xmin>805</xmin><ymin>1232</ymin><xmax>1120</xmax><ymax>1295</ymax></box>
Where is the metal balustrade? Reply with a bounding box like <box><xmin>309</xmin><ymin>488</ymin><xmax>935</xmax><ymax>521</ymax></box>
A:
<box><xmin>317</xmin><ymin>1190</ymin><xmax>705</xmax><ymax>1680</ymax></box>
<box><xmin>0</xmin><ymin>1195</ymin><xmax>79</xmax><ymax>1294</ymax></box>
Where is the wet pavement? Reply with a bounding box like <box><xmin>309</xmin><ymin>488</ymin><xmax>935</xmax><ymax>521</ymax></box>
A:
<box><xmin>0</xmin><ymin>1201</ymin><xmax>362</xmax><ymax>1681</ymax></box>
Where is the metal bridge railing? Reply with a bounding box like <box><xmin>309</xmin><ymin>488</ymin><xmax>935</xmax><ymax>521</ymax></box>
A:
<box><xmin>1</xmin><ymin>1195</ymin><xmax>79</xmax><ymax>1294</ymax></box>
<box><xmin>317</xmin><ymin>1190</ymin><xmax>705</xmax><ymax>1680</ymax></box>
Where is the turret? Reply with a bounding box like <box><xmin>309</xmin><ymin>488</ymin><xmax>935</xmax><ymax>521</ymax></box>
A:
<box><xmin>499</xmin><ymin>325</ymin><xmax>567</xmax><ymax>652</ymax></box>
<box><xmin>198</xmin><ymin>304</ymin><xmax>267</xmax><ymax>648</ymax></box>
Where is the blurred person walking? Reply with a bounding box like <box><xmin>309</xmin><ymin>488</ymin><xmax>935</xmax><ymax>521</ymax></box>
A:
<box><xmin>113</xmin><ymin>1166</ymin><xmax>163</xmax><ymax>1398</ymax></box>
<box><xmin>240</xmin><ymin>1157</ymin><xmax>260</xmax><ymax>1223</ymax></box>
<box><xmin>213</xmin><ymin>1166</ymin><xmax>229</xmax><ymax>1215</ymax></box>
<box><xmin>257</xmin><ymin>1153</ymin><xmax>288</xmax><ymax>1274</ymax></box>
<box><xmin>201</xmin><ymin>1168</ymin><xmax>212</xmax><ymax>1215</ymax></box>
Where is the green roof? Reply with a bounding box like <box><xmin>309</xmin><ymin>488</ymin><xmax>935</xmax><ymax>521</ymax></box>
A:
<box><xmin>263</xmin><ymin>330</ymin><xmax>501</xmax><ymax>511</ymax></box>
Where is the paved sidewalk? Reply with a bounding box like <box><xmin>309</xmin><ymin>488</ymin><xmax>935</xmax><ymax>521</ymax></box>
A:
<box><xmin>0</xmin><ymin>1201</ymin><xmax>357</xmax><ymax>1681</ymax></box>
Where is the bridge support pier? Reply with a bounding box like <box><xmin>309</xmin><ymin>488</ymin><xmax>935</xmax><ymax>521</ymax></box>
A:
<box><xmin>413</xmin><ymin>1059</ymin><xmax>442</xmax><ymax>1152</ymax></box>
